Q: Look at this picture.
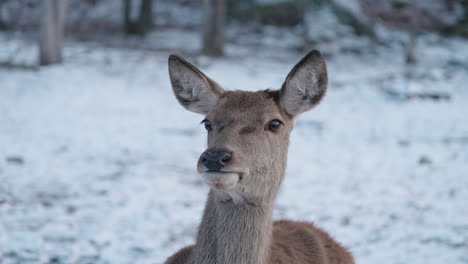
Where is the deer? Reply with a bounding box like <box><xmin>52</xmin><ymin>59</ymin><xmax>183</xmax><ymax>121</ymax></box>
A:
<box><xmin>165</xmin><ymin>50</ymin><xmax>355</xmax><ymax>264</ymax></box>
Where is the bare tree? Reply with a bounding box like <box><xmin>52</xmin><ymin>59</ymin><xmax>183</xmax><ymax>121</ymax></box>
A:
<box><xmin>362</xmin><ymin>0</ymin><xmax>461</xmax><ymax>64</ymax></box>
<box><xmin>123</xmin><ymin>0</ymin><xmax>153</xmax><ymax>35</ymax></box>
<box><xmin>202</xmin><ymin>0</ymin><xmax>225</xmax><ymax>56</ymax></box>
<box><xmin>0</xmin><ymin>0</ymin><xmax>7</xmax><ymax>30</ymax></box>
<box><xmin>39</xmin><ymin>0</ymin><xmax>68</xmax><ymax>65</ymax></box>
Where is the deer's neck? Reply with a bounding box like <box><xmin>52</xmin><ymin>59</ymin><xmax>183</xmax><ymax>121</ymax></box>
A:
<box><xmin>192</xmin><ymin>190</ymin><xmax>274</xmax><ymax>264</ymax></box>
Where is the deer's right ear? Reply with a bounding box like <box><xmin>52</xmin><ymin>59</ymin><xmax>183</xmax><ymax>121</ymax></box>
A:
<box><xmin>168</xmin><ymin>55</ymin><xmax>224</xmax><ymax>115</ymax></box>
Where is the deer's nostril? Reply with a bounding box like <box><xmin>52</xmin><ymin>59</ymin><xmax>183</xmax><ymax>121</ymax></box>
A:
<box><xmin>220</xmin><ymin>153</ymin><xmax>231</xmax><ymax>164</ymax></box>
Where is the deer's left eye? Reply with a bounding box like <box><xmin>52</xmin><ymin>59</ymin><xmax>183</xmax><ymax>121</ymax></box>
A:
<box><xmin>201</xmin><ymin>119</ymin><xmax>212</xmax><ymax>132</ymax></box>
<box><xmin>268</xmin><ymin>119</ymin><xmax>283</xmax><ymax>132</ymax></box>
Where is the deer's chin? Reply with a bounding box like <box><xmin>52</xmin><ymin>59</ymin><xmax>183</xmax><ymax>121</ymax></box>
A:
<box><xmin>201</xmin><ymin>171</ymin><xmax>240</xmax><ymax>190</ymax></box>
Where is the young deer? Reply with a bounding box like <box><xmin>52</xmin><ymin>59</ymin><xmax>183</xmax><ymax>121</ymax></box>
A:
<box><xmin>165</xmin><ymin>50</ymin><xmax>354</xmax><ymax>264</ymax></box>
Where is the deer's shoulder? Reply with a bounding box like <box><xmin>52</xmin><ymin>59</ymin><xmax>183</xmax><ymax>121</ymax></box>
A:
<box><xmin>165</xmin><ymin>245</ymin><xmax>194</xmax><ymax>264</ymax></box>
<box><xmin>271</xmin><ymin>220</ymin><xmax>354</xmax><ymax>264</ymax></box>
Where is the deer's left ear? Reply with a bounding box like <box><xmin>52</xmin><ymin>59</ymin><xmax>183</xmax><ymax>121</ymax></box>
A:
<box><xmin>279</xmin><ymin>50</ymin><xmax>328</xmax><ymax>116</ymax></box>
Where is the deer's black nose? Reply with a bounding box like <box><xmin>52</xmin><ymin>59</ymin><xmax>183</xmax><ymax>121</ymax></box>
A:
<box><xmin>201</xmin><ymin>151</ymin><xmax>232</xmax><ymax>171</ymax></box>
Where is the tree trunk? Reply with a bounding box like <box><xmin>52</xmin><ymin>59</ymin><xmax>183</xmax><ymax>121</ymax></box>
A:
<box><xmin>298</xmin><ymin>0</ymin><xmax>311</xmax><ymax>52</ymax></box>
<box><xmin>39</xmin><ymin>0</ymin><xmax>68</xmax><ymax>65</ymax></box>
<box><xmin>202</xmin><ymin>0</ymin><xmax>225</xmax><ymax>56</ymax></box>
<box><xmin>140</xmin><ymin>0</ymin><xmax>153</xmax><ymax>30</ymax></box>
<box><xmin>406</xmin><ymin>32</ymin><xmax>417</xmax><ymax>65</ymax></box>
<box><xmin>123</xmin><ymin>0</ymin><xmax>153</xmax><ymax>35</ymax></box>
<box><xmin>405</xmin><ymin>13</ymin><xmax>419</xmax><ymax>65</ymax></box>
<box><xmin>330</xmin><ymin>0</ymin><xmax>376</xmax><ymax>38</ymax></box>
<box><xmin>0</xmin><ymin>1</ymin><xmax>7</xmax><ymax>30</ymax></box>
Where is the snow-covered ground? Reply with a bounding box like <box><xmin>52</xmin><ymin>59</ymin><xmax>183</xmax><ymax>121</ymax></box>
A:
<box><xmin>0</xmin><ymin>30</ymin><xmax>467</xmax><ymax>264</ymax></box>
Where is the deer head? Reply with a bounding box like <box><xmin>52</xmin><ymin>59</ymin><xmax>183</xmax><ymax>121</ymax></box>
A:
<box><xmin>168</xmin><ymin>51</ymin><xmax>327</xmax><ymax>206</ymax></box>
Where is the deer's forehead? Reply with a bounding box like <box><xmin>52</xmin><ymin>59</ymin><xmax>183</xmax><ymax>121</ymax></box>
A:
<box><xmin>209</xmin><ymin>91</ymin><xmax>281</xmax><ymax>124</ymax></box>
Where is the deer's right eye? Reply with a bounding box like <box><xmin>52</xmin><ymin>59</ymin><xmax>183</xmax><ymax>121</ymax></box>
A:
<box><xmin>201</xmin><ymin>119</ymin><xmax>212</xmax><ymax>132</ymax></box>
<box><xmin>268</xmin><ymin>119</ymin><xmax>283</xmax><ymax>132</ymax></box>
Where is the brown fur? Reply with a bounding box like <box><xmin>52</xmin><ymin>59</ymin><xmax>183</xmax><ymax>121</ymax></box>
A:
<box><xmin>166</xmin><ymin>219</ymin><xmax>354</xmax><ymax>264</ymax></box>
<box><xmin>166</xmin><ymin>51</ymin><xmax>354</xmax><ymax>264</ymax></box>
<box><xmin>271</xmin><ymin>221</ymin><xmax>354</xmax><ymax>264</ymax></box>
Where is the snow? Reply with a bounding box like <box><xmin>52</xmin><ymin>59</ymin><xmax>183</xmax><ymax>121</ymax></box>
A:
<box><xmin>1</xmin><ymin>29</ymin><xmax>468</xmax><ymax>264</ymax></box>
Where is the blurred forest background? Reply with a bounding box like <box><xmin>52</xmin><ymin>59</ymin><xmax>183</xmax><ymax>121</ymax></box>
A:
<box><xmin>0</xmin><ymin>0</ymin><xmax>467</xmax><ymax>65</ymax></box>
<box><xmin>1</xmin><ymin>1</ymin><xmax>468</xmax><ymax>264</ymax></box>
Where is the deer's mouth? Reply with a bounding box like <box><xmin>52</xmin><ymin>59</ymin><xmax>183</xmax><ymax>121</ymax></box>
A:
<box><xmin>201</xmin><ymin>171</ymin><xmax>240</xmax><ymax>190</ymax></box>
